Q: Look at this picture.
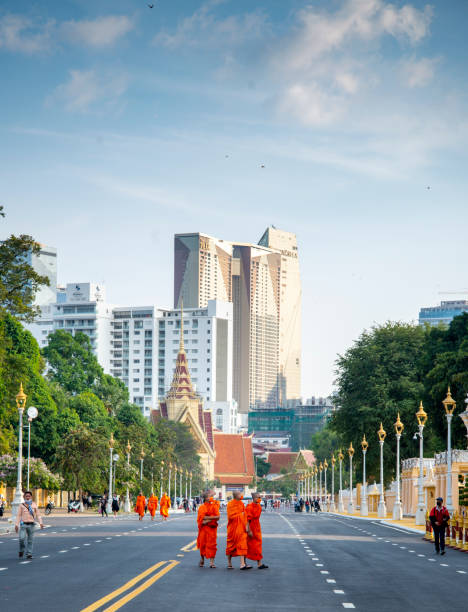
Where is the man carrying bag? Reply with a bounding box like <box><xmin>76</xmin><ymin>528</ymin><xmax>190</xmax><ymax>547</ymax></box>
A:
<box><xmin>15</xmin><ymin>491</ymin><xmax>44</xmax><ymax>559</ymax></box>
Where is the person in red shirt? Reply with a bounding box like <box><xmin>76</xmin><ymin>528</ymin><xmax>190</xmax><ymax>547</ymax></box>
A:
<box><xmin>429</xmin><ymin>497</ymin><xmax>450</xmax><ymax>555</ymax></box>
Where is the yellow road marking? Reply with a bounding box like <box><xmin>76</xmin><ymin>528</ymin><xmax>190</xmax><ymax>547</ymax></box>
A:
<box><xmin>81</xmin><ymin>561</ymin><xmax>167</xmax><ymax>612</ymax></box>
<box><xmin>103</xmin><ymin>561</ymin><xmax>179</xmax><ymax>612</ymax></box>
<box><xmin>180</xmin><ymin>539</ymin><xmax>197</xmax><ymax>551</ymax></box>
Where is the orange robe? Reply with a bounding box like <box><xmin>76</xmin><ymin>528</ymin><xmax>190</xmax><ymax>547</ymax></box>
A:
<box><xmin>246</xmin><ymin>501</ymin><xmax>263</xmax><ymax>561</ymax></box>
<box><xmin>197</xmin><ymin>501</ymin><xmax>219</xmax><ymax>559</ymax></box>
<box><xmin>147</xmin><ymin>495</ymin><xmax>159</xmax><ymax>517</ymax></box>
<box><xmin>135</xmin><ymin>495</ymin><xmax>146</xmax><ymax>518</ymax></box>
<box><xmin>160</xmin><ymin>494</ymin><xmax>170</xmax><ymax>518</ymax></box>
<box><xmin>226</xmin><ymin>499</ymin><xmax>248</xmax><ymax>557</ymax></box>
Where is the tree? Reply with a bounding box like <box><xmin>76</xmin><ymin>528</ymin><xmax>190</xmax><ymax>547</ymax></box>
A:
<box><xmin>309</xmin><ymin>428</ymin><xmax>341</xmax><ymax>464</ymax></box>
<box><xmin>0</xmin><ymin>208</ymin><xmax>50</xmax><ymax>321</ymax></box>
<box><xmin>69</xmin><ymin>391</ymin><xmax>111</xmax><ymax>431</ymax></box>
<box><xmin>256</xmin><ymin>457</ymin><xmax>270</xmax><ymax>478</ymax></box>
<box><xmin>55</xmin><ymin>424</ymin><xmax>108</xmax><ymax>507</ymax></box>
<box><xmin>332</xmin><ymin>322</ymin><xmax>426</xmax><ymax>484</ymax></box>
<box><xmin>42</xmin><ymin>331</ymin><xmax>104</xmax><ymax>394</ymax></box>
<box><xmin>0</xmin><ymin>454</ymin><xmax>63</xmax><ymax>490</ymax></box>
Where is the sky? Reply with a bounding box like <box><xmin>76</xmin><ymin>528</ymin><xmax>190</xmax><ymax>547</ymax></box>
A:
<box><xmin>1</xmin><ymin>0</ymin><xmax>468</xmax><ymax>398</ymax></box>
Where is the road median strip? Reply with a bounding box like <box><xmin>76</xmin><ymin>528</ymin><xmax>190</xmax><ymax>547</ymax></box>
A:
<box><xmin>81</xmin><ymin>559</ymin><xmax>179</xmax><ymax>612</ymax></box>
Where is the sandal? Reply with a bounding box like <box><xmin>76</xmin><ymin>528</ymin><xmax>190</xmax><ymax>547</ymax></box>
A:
<box><xmin>258</xmin><ymin>564</ymin><xmax>269</xmax><ymax>569</ymax></box>
<box><xmin>227</xmin><ymin>565</ymin><xmax>234</xmax><ymax>570</ymax></box>
<box><xmin>210</xmin><ymin>564</ymin><xmax>216</xmax><ymax>568</ymax></box>
<box><xmin>240</xmin><ymin>565</ymin><xmax>252</xmax><ymax>570</ymax></box>
<box><xmin>199</xmin><ymin>560</ymin><xmax>204</xmax><ymax>567</ymax></box>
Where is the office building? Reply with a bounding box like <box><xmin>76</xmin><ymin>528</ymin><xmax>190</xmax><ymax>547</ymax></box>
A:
<box><xmin>174</xmin><ymin>227</ymin><xmax>301</xmax><ymax>419</ymax></box>
<box><xmin>157</xmin><ymin>300</ymin><xmax>238</xmax><ymax>433</ymax></box>
<box><xmin>419</xmin><ymin>300</ymin><xmax>468</xmax><ymax>327</ymax></box>
<box><xmin>28</xmin><ymin>244</ymin><xmax>58</xmax><ymax>307</ymax></box>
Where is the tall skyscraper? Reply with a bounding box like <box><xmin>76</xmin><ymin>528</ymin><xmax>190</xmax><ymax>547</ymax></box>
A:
<box><xmin>27</xmin><ymin>244</ymin><xmax>57</xmax><ymax>306</ymax></box>
<box><xmin>174</xmin><ymin>227</ymin><xmax>301</xmax><ymax>418</ymax></box>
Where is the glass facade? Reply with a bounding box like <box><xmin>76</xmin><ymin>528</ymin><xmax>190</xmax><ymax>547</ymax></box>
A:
<box><xmin>419</xmin><ymin>301</ymin><xmax>468</xmax><ymax>327</ymax></box>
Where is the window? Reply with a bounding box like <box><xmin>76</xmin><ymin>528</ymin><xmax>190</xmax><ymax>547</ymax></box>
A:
<box><xmin>134</xmin><ymin>340</ymin><xmax>140</xmax><ymax>345</ymax></box>
<box><xmin>133</xmin><ymin>378</ymin><xmax>140</xmax><ymax>382</ymax></box>
<box><xmin>134</xmin><ymin>321</ymin><xmax>143</xmax><ymax>329</ymax></box>
<box><xmin>145</xmin><ymin>368</ymin><xmax>152</xmax><ymax>375</ymax></box>
<box><xmin>133</xmin><ymin>369</ymin><xmax>140</xmax><ymax>373</ymax></box>
<box><xmin>146</xmin><ymin>358</ymin><xmax>153</xmax><ymax>365</ymax></box>
<box><xmin>133</xmin><ymin>359</ymin><xmax>140</xmax><ymax>364</ymax></box>
<box><xmin>134</xmin><ymin>350</ymin><xmax>140</xmax><ymax>354</ymax></box>
<box><xmin>145</xmin><ymin>330</ymin><xmax>153</xmax><ymax>337</ymax></box>
<box><xmin>145</xmin><ymin>350</ymin><xmax>152</xmax><ymax>357</ymax></box>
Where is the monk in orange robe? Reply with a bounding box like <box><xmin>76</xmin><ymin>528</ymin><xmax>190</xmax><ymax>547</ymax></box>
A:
<box><xmin>226</xmin><ymin>490</ymin><xmax>251</xmax><ymax>570</ymax></box>
<box><xmin>246</xmin><ymin>493</ymin><xmax>268</xmax><ymax>569</ymax></box>
<box><xmin>135</xmin><ymin>493</ymin><xmax>146</xmax><ymax>521</ymax></box>
<box><xmin>197</xmin><ymin>491</ymin><xmax>220</xmax><ymax>568</ymax></box>
<box><xmin>160</xmin><ymin>493</ymin><xmax>170</xmax><ymax>520</ymax></box>
<box><xmin>147</xmin><ymin>494</ymin><xmax>159</xmax><ymax>520</ymax></box>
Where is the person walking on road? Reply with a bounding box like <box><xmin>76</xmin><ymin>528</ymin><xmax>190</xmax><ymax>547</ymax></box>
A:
<box><xmin>15</xmin><ymin>491</ymin><xmax>44</xmax><ymax>559</ymax></box>
<box><xmin>100</xmin><ymin>494</ymin><xmax>108</xmax><ymax>517</ymax></box>
<box><xmin>111</xmin><ymin>494</ymin><xmax>120</xmax><ymax>517</ymax></box>
<box><xmin>429</xmin><ymin>496</ymin><xmax>450</xmax><ymax>555</ymax></box>
<box><xmin>246</xmin><ymin>493</ymin><xmax>268</xmax><ymax>570</ymax></box>
<box><xmin>147</xmin><ymin>493</ymin><xmax>159</xmax><ymax>520</ymax></box>
<box><xmin>197</xmin><ymin>491</ymin><xmax>220</xmax><ymax>568</ymax></box>
<box><xmin>226</xmin><ymin>491</ymin><xmax>251</xmax><ymax>570</ymax></box>
<box><xmin>160</xmin><ymin>492</ymin><xmax>170</xmax><ymax>521</ymax></box>
<box><xmin>135</xmin><ymin>492</ymin><xmax>146</xmax><ymax>520</ymax></box>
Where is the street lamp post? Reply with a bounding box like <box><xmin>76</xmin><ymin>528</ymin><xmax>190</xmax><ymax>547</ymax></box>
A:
<box><xmin>185</xmin><ymin>470</ymin><xmax>188</xmax><ymax>501</ymax></box>
<box><xmin>151</xmin><ymin>452</ymin><xmax>154</xmax><ymax>495</ymax></box>
<box><xmin>319</xmin><ymin>463</ymin><xmax>323</xmax><ymax>504</ymax></box>
<box><xmin>173</xmin><ymin>466</ymin><xmax>177</xmax><ymax>509</ymax></box>
<box><xmin>360</xmin><ymin>435</ymin><xmax>369</xmax><ymax>517</ymax></box>
<box><xmin>140</xmin><ymin>448</ymin><xmax>145</xmax><ymax>485</ymax></box>
<box><xmin>179</xmin><ymin>468</ymin><xmax>182</xmax><ymax>502</ymax></box>
<box><xmin>393</xmin><ymin>414</ymin><xmax>404</xmax><ymax>520</ymax></box>
<box><xmin>168</xmin><ymin>462</ymin><xmax>172</xmax><ymax>503</ymax></box>
<box><xmin>160</xmin><ymin>461</ymin><xmax>164</xmax><ymax>499</ymax></box>
<box><xmin>107</xmin><ymin>433</ymin><xmax>114</xmax><ymax>514</ymax></box>
<box><xmin>348</xmin><ymin>443</ymin><xmax>355</xmax><ymax>514</ymax></box>
<box><xmin>377</xmin><ymin>423</ymin><xmax>387</xmax><ymax>518</ymax></box>
<box><xmin>189</xmin><ymin>472</ymin><xmax>193</xmax><ymax>501</ymax></box>
<box><xmin>330</xmin><ymin>455</ymin><xmax>336</xmax><ymax>512</ymax></box>
<box><xmin>415</xmin><ymin>402</ymin><xmax>428</xmax><ymax>525</ymax></box>
<box><xmin>324</xmin><ymin>460</ymin><xmax>328</xmax><ymax>510</ymax></box>
<box><xmin>11</xmin><ymin>384</ymin><xmax>27</xmax><ymax>525</ymax></box>
<box><xmin>26</xmin><ymin>406</ymin><xmax>38</xmax><ymax>491</ymax></box>
<box><xmin>442</xmin><ymin>388</ymin><xmax>457</xmax><ymax>514</ymax></box>
<box><xmin>338</xmin><ymin>450</ymin><xmax>344</xmax><ymax>512</ymax></box>
<box><xmin>113</xmin><ymin>453</ymin><xmax>119</xmax><ymax>498</ymax></box>
<box><xmin>124</xmin><ymin>440</ymin><xmax>131</xmax><ymax>512</ymax></box>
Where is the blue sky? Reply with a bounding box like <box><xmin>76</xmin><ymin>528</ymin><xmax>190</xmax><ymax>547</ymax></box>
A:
<box><xmin>1</xmin><ymin>0</ymin><xmax>468</xmax><ymax>397</ymax></box>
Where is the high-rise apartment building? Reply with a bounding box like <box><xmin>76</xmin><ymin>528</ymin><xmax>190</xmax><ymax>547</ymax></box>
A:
<box><xmin>28</xmin><ymin>244</ymin><xmax>58</xmax><ymax>307</ymax></box>
<box><xmin>174</xmin><ymin>227</ymin><xmax>301</xmax><ymax>418</ymax></box>
<box><xmin>419</xmin><ymin>300</ymin><xmax>468</xmax><ymax>327</ymax></box>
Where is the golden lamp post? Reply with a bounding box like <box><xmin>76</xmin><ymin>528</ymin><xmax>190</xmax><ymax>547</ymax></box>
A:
<box><xmin>106</xmin><ymin>433</ymin><xmax>115</xmax><ymax>514</ymax></box>
<box><xmin>415</xmin><ymin>402</ymin><xmax>428</xmax><ymax>525</ymax></box>
<box><xmin>160</xmin><ymin>460</ymin><xmax>164</xmax><ymax>498</ymax></box>
<box><xmin>338</xmin><ymin>450</ymin><xmax>345</xmax><ymax>512</ymax></box>
<box><xmin>347</xmin><ymin>443</ymin><xmax>355</xmax><ymax>514</ymax></box>
<box><xmin>124</xmin><ymin>440</ymin><xmax>132</xmax><ymax>512</ymax></box>
<box><xmin>168</xmin><ymin>462</ymin><xmax>172</xmax><ymax>502</ymax></box>
<box><xmin>319</xmin><ymin>462</ymin><xmax>323</xmax><ymax>504</ymax></box>
<box><xmin>393</xmin><ymin>414</ymin><xmax>404</xmax><ymax>520</ymax></box>
<box><xmin>360</xmin><ymin>435</ymin><xmax>369</xmax><ymax>517</ymax></box>
<box><xmin>11</xmin><ymin>384</ymin><xmax>27</xmax><ymax>525</ymax></box>
<box><xmin>139</xmin><ymin>448</ymin><xmax>145</xmax><ymax>485</ymax></box>
<box><xmin>442</xmin><ymin>388</ymin><xmax>456</xmax><ymax>513</ymax></box>
<box><xmin>377</xmin><ymin>423</ymin><xmax>387</xmax><ymax>518</ymax></box>
<box><xmin>330</xmin><ymin>455</ymin><xmax>336</xmax><ymax>512</ymax></box>
<box><xmin>324</xmin><ymin>459</ymin><xmax>329</xmax><ymax>510</ymax></box>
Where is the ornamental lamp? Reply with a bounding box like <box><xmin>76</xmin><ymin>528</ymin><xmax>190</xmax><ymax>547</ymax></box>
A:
<box><xmin>348</xmin><ymin>443</ymin><xmax>354</xmax><ymax>458</ymax></box>
<box><xmin>442</xmin><ymin>387</ymin><xmax>456</xmax><ymax>415</ymax></box>
<box><xmin>126</xmin><ymin>440</ymin><xmax>132</xmax><ymax>454</ymax></box>
<box><xmin>377</xmin><ymin>423</ymin><xmax>386</xmax><ymax>442</ymax></box>
<box><xmin>319</xmin><ymin>462</ymin><xmax>323</xmax><ymax>472</ymax></box>
<box><xmin>416</xmin><ymin>402</ymin><xmax>428</xmax><ymax>427</ymax></box>
<box><xmin>361</xmin><ymin>434</ymin><xmax>368</xmax><ymax>452</ymax></box>
<box><xmin>140</xmin><ymin>448</ymin><xmax>145</xmax><ymax>460</ymax></box>
<box><xmin>338</xmin><ymin>449</ymin><xmax>344</xmax><ymax>462</ymax></box>
<box><xmin>109</xmin><ymin>432</ymin><xmax>115</xmax><ymax>449</ymax></box>
<box><xmin>394</xmin><ymin>413</ymin><xmax>404</xmax><ymax>436</ymax></box>
<box><xmin>324</xmin><ymin>459</ymin><xmax>328</xmax><ymax>469</ymax></box>
<box><xmin>16</xmin><ymin>383</ymin><xmax>27</xmax><ymax>412</ymax></box>
<box><xmin>331</xmin><ymin>454</ymin><xmax>336</xmax><ymax>466</ymax></box>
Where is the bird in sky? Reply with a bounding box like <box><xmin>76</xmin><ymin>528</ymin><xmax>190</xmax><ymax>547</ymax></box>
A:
<box><xmin>260</xmin><ymin>164</ymin><xmax>265</xmax><ymax>168</ymax></box>
<box><xmin>148</xmin><ymin>3</ymin><xmax>154</xmax><ymax>8</ymax></box>
<box><xmin>427</xmin><ymin>186</ymin><xmax>431</xmax><ymax>189</ymax></box>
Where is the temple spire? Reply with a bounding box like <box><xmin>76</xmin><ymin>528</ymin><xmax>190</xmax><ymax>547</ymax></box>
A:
<box><xmin>166</xmin><ymin>298</ymin><xmax>196</xmax><ymax>400</ymax></box>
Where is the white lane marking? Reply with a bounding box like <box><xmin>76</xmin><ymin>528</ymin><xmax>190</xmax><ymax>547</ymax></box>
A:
<box><xmin>440</xmin><ymin>563</ymin><xmax>449</xmax><ymax>567</ymax></box>
<box><xmin>418</xmin><ymin>554</ymin><xmax>425</xmax><ymax>557</ymax></box>
<box><xmin>83</xmin><ymin>543</ymin><xmax>91</xmax><ymax>546</ymax></box>
<box><xmin>58</xmin><ymin>550</ymin><xmax>67</xmax><ymax>553</ymax></box>
<box><xmin>95</xmin><ymin>540</ymin><xmax>102</xmax><ymax>543</ymax></box>
<box><xmin>327</xmin><ymin>579</ymin><xmax>336</xmax><ymax>584</ymax></box>
<box><xmin>20</xmin><ymin>561</ymin><xmax>31</xmax><ymax>564</ymax></box>
<box><xmin>428</xmin><ymin>559</ymin><xmax>436</xmax><ymax>562</ymax></box>
<box><xmin>392</xmin><ymin>543</ymin><xmax>398</xmax><ymax>546</ymax></box>
<box><xmin>0</xmin><ymin>568</ymin><xmax>7</xmax><ymax>571</ymax></box>
<box><xmin>40</xmin><ymin>555</ymin><xmax>49</xmax><ymax>558</ymax></box>
<box><xmin>106</xmin><ymin>537</ymin><xmax>112</xmax><ymax>540</ymax></box>
<box><xmin>320</xmin><ymin>570</ymin><xmax>329</xmax><ymax>574</ymax></box>
<box><xmin>334</xmin><ymin>590</ymin><xmax>345</xmax><ymax>594</ymax></box>
<box><xmin>409</xmin><ymin>550</ymin><xmax>415</xmax><ymax>553</ymax></box>
<box><xmin>72</xmin><ymin>527</ymin><xmax>77</xmax><ymax>530</ymax></box>
<box><xmin>342</xmin><ymin>604</ymin><xmax>355</xmax><ymax>609</ymax></box>
<box><xmin>316</xmin><ymin>563</ymin><xmax>324</xmax><ymax>567</ymax></box>
<box><xmin>457</xmin><ymin>570</ymin><xmax>467</xmax><ymax>574</ymax></box>
<box><xmin>308</xmin><ymin>553</ymin><xmax>315</xmax><ymax>556</ymax></box>
<box><xmin>385</xmin><ymin>540</ymin><xmax>390</xmax><ymax>543</ymax></box>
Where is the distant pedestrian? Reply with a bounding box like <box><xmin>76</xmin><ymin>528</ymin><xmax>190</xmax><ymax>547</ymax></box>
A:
<box><xmin>111</xmin><ymin>494</ymin><xmax>120</xmax><ymax>517</ymax></box>
<box><xmin>101</xmin><ymin>495</ymin><xmax>108</xmax><ymax>518</ymax></box>
<box><xmin>15</xmin><ymin>491</ymin><xmax>44</xmax><ymax>559</ymax></box>
<box><xmin>429</xmin><ymin>497</ymin><xmax>450</xmax><ymax>555</ymax></box>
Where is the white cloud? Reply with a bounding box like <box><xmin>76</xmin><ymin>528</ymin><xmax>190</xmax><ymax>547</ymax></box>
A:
<box><xmin>61</xmin><ymin>16</ymin><xmax>134</xmax><ymax>48</ymax></box>
<box><xmin>49</xmin><ymin>69</ymin><xmax>128</xmax><ymax>113</ymax></box>
<box><xmin>153</xmin><ymin>0</ymin><xmax>268</xmax><ymax>48</ymax></box>
<box><xmin>0</xmin><ymin>14</ymin><xmax>54</xmax><ymax>53</ymax></box>
<box><xmin>401</xmin><ymin>56</ymin><xmax>438</xmax><ymax>87</ymax></box>
<box><xmin>271</xmin><ymin>0</ymin><xmax>434</xmax><ymax>126</ymax></box>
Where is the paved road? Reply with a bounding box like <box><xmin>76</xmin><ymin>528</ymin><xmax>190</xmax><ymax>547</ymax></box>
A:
<box><xmin>1</xmin><ymin>510</ymin><xmax>467</xmax><ymax>611</ymax></box>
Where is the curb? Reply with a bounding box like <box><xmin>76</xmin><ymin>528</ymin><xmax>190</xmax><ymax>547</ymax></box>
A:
<box><xmin>327</xmin><ymin>511</ymin><xmax>426</xmax><ymax>535</ymax></box>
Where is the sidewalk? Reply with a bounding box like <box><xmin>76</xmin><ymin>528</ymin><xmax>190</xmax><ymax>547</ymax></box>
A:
<box><xmin>325</xmin><ymin>509</ymin><xmax>426</xmax><ymax>534</ymax></box>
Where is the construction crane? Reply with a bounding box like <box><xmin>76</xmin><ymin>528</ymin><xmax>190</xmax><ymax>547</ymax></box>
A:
<box><xmin>438</xmin><ymin>290</ymin><xmax>468</xmax><ymax>295</ymax></box>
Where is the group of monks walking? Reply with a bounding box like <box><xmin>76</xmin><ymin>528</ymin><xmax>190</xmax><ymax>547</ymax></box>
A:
<box><xmin>134</xmin><ymin>492</ymin><xmax>171</xmax><ymax>521</ymax></box>
<box><xmin>197</xmin><ymin>490</ymin><xmax>268</xmax><ymax>570</ymax></box>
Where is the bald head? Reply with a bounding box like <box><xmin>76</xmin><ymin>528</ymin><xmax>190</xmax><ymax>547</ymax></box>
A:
<box><xmin>252</xmin><ymin>492</ymin><xmax>261</xmax><ymax>501</ymax></box>
<box><xmin>202</xmin><ymin>491</ymin><xmax>211</xmax><ymax>502</ymax></box>
<box><xmin>233</xmin><ymin>490</ymin><xmax>242</xmax><ymax>500</ymax></box>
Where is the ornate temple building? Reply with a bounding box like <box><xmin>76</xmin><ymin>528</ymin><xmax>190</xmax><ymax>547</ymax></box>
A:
<box><xmin>150</xmin><ymin>311</ymin><xmax>215</xmax><ymax>480</ymax></box>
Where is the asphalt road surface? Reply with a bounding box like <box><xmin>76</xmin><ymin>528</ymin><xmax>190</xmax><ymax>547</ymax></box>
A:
<box><xmin>1</xmin><ymin>510</ymin><xmax>467</xmax><ymax>611</ymax></box>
